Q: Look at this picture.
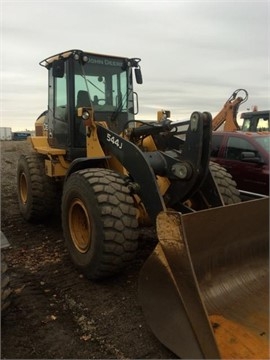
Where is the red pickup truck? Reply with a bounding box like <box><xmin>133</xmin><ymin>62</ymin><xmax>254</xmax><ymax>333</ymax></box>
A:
<box><xmin>211</xmin><ymin>131</ymin><xmax>269</xmax><ymax>195</ymax></box>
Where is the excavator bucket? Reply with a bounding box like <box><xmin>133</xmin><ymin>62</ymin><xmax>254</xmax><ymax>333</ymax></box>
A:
<box><xmin>139</xmin><ymin>198</ymin><xmax>269</xmax><ymax>359</ymax></box>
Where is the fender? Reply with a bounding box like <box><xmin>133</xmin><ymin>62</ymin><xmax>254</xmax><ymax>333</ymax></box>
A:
<box><xmin>65</xmin><ymin>156</ymin><xmax>110</xmax><ymax>179</ymax></box>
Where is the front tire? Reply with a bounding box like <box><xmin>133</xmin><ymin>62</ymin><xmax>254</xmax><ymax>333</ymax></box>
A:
<box><xmin>62</xmin><ymin>168</ymin><xmax>138</xmax><ymax>279</ymax></box>
<box><xmin>210</xmin><ymin>161</ymin><xmax>241</xmax><ymax>204</ymax></box>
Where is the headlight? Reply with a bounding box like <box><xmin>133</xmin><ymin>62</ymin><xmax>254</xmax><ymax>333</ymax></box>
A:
<box><xmin>82</xmin><ymin>111</ymin><xmax>90</xmax><ymax>120</ymax></box>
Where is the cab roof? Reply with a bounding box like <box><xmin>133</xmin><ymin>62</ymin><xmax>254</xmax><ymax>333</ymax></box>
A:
<box><xmin>39</xmin><ymin>49</ymin><xmax>127</xmax><ymax>68</ymax></box>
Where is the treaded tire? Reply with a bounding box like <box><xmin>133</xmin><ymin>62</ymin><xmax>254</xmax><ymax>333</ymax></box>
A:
<box><xmin>1</xmin><ymin>253</ymin><xmax>11</xmax><ymax>312</ymax></box>
<box><xmin>17</xmin><ymin>153</ymin><xmax>60</xmax><ymax>222</ymax></box>
<box><xmin>210</xmin><ymin>161</ymin><xmax>241</xmax><ymax>204</ymax></box>
<box><xmin>62</xmin><ymin>168</ymin><xmax>138</xmax><ymax>280</ymax></box>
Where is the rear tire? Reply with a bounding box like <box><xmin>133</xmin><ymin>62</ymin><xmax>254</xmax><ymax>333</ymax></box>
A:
<box><xmin>1</xmin><ymin>253</ymin><xmax>11</xmax><ymax>312</ymax></box>
<box><xmin>17</xmin><ymin>153</ymin><xmax>60</xmax><ymax>222</ymax></box>
<box><xmin>62</xmin><ymin>168</ymin><xmax>138</xmax><ymax>279</ymax></box>
<box><xmin>210</xmin><ymin>161</ymin><xmax>241</xmax><ymax>204</ymax></box>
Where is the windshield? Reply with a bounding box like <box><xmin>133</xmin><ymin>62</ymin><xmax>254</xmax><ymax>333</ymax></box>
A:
<box><xmin>254</xmin><ymin>136</ymin><xmax>270</xmax><ymax>152</ymax></box>
<box><xmin>74</xmin><ymin>55</ymin><xmax>128</xmax><ymax>113</ymax></box>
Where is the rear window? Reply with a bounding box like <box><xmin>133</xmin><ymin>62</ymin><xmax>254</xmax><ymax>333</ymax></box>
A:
<box><xmin>211</xmin><ymin>135</ymin><xmax>223</xmax><ymax>157</ymax></box>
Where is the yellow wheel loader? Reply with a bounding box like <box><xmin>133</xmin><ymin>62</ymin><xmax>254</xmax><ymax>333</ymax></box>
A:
<box><xmin>17</xmin><ymin>50</ymin><xmax>269</xmax><ymax>359</ymax></box>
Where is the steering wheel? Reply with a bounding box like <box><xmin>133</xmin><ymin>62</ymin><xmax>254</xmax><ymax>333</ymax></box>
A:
<box><xmin>96</xmin><ymin>99</ymin><xmax>106</xmax><ymax>105</ymax></box>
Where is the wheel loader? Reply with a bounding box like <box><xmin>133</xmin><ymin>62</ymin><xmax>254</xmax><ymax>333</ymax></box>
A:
<box><xmin>17</xmin><ymin>50</ymin><xmax>269</xmax><ymax>359</ymax></box>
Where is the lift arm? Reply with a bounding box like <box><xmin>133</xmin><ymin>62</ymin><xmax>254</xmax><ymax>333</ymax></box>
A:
<box><xmin>96</xmin><ymin>112</ymin><xmax>220</xmax><ymax>221</ymax></box>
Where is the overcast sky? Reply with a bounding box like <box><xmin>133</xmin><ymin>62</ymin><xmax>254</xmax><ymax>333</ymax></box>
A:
<box><xmin>1</xmin><ymin>0</ymin><xmax>269</xmax><ymax>131</ymax></box>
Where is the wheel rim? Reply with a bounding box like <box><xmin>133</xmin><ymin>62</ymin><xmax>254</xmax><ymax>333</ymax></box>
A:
<box><xmin>19</xmin><ymin>172</ymin><xmax>28</xmax><ymax>204</ymax></box>
<box><xmin>69</xmin><ymin>198</ymin><xmax>91</xmax><ymax>253</ymax></box>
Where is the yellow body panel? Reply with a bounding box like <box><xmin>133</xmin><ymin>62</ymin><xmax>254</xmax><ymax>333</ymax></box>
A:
<box><xmin>35</xmin><ymin>116</ymin><xmax>48</xmax><ymax>137</ymax></box>
<box><xmin>45</xmin><ymin>159</ymin><xmax>67</xmax><ymax>177</ymax></box>
<box><xmin>30</xmin><ymin>136</ymin><xmax>69</xmax><ymax>177</ymax></box>
<box><xmin>29</xmin><ymin>136</ymin><xmax>66</xmax><ymax>156</ymax></box>
<box><xmin>86</xmin><ymin>125</ymin><xmax>106</xmax><ymax>158</ymax></box>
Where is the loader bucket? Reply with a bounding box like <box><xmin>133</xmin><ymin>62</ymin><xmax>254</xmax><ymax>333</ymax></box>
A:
<box><xmin>139</xmin><ymin>198</ymin><xmax>269</xmax><ymax>359</ymax></box>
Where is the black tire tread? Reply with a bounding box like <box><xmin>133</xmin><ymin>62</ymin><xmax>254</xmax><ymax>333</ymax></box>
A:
<box><xmin>63</xmin><ymin>168</ymin><xmax>138</xmax><ymax>279</ymax></box>
<box><xmin>83</xmin><ymin>169</ymin><xmax>138</xmax><ymax>275</ymax></box>
<box><xmin>17</xmin><ymin>153</ymin><xmax>60</xmax><ymax>221</ymax></box>
<box><xmin>1</xmin><ymin>253</ymin><xmax>11</xmax><ymax>312</ymax></box>
<box><xmin>210</xmin><ymin>161</ymin><xmax>241</xmax><ymax>204</ymax></box>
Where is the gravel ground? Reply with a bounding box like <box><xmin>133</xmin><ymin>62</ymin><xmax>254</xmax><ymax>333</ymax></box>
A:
<box><xmin>1</xmin><ymin>140</ymin><xmax>176</xmax><ymax>359</ymax></box>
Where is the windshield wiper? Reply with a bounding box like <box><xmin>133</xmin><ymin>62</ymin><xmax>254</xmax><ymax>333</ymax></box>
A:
<box><xmin>111</xmin><ymin>89</ymin><xmax>131</xmax><ymax>122</ymax></box>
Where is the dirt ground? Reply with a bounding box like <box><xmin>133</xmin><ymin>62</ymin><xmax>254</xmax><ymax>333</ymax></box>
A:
<box><xmin>1</xmin><ymin>140</ymin><xmax>177</xmax><ymax>359</ymax></box>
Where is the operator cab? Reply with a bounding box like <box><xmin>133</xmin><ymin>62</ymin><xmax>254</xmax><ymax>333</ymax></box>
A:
<box><xmin>40</xmin><ymin>49</ymin><xmax>142</xmax><ymax>159</ymax></box>
<box><xmin>240</xmin><ymin>110</ymin><xmax>269</xmax><ymax>132</ymax></box>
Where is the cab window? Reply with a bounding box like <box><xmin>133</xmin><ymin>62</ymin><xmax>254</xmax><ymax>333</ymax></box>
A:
<box><xmin>54</xmin><ymin>75</ymin><xmax>67</xmax><ymax>121</ymax></box>
<box><xmin>257</xmin><ymin>117</ymin><xmax>269</xmax><ymax>131</ymax></box>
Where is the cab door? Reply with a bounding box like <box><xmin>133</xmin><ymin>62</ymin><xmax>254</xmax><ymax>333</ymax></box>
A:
<box><xmin>48</xmin><ymin>60</ymin><xmax>68</xmax><ymax>148</ymax></box>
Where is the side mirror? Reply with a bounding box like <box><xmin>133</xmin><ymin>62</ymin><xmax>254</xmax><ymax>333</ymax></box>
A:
<box><xmin>52</xmin><ymin>59</ymin><xmax>65</xmax><ymax>78</ymax></box>
<box><xmin>240</xmin><ymin>151</ymin><xmax>262</xmax><ymax>163</ymax></box>
<box><xmin>135</xmin><ymin>68</ymin><xmax>143</xmax><ymax>84</ymax></box>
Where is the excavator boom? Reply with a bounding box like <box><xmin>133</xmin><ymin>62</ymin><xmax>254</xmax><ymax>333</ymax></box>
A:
<box><xmin>212</xmin><ymin>89</ymin><xmax>248</xmax><ymax>131</ymax></box>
